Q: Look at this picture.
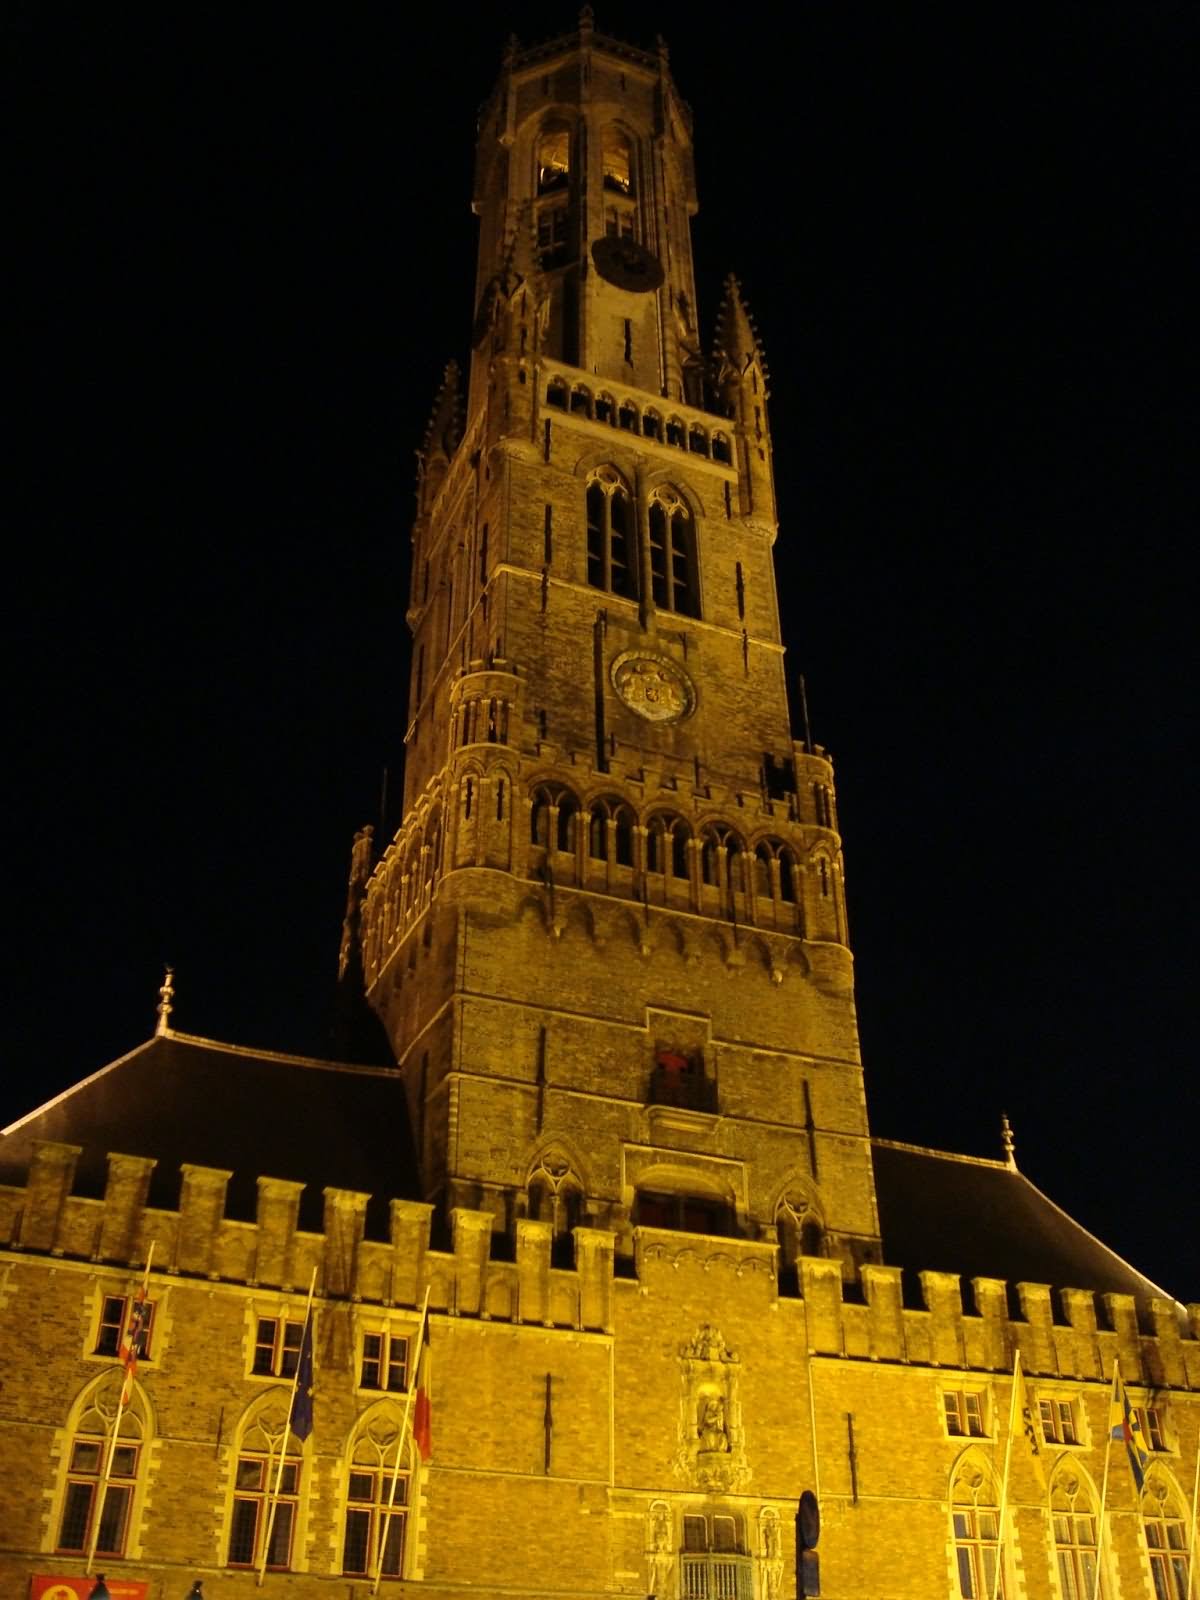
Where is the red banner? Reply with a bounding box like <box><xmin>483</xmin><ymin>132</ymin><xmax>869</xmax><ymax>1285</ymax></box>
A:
<box><xmin>32</xmin><ymin>1579</ymin><xmax>149</xmax><ymax>1600</ymax></box>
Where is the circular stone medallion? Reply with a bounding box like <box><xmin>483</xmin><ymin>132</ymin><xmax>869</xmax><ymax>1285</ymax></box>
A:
<box><xmin>610</xmin><ymin>650</ymin><xmax>696</xmax><ymax>724</ymax></box>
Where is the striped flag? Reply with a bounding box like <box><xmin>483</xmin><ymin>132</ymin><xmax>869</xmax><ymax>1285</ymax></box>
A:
<box><xmin>1110</xmin><ymin>1366</ymin><xmax>1149</xmax><ymax>1492</ymax></box>
<box><xmin>1013</xmin><ymin>1352</ymin><xmax>1045</xmax><ymax>1487</ymax></box>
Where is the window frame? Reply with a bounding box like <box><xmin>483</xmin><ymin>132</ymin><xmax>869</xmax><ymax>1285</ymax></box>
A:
<box><xmin>1039</xmin><ymin>1395</ymin><xmax>1082</xmax><ymax>1447</ymax></box>
<box><xmin>92</xmin><ymin>1293</ymin><xmax>156</xmax><ymax>1363</ymax></box>
<box><xmin>227</xmin><ymin>1451</ymin><xmax>301</xmax><ymax>1571</ymax></box>
<box><xmin>358</xmin><ymin>1327</ymin><xmax>411</xmax><ymax>1395</ymax></box>
<box><xmin>943</xmin><ymin>1389</ymin><xmax>989</xmax><ymax>1440</ymax></box>
<box><xmin>251</xmin><ymin>1315</ymin><xmax>305</xmax><ymax>1380</ymax></box>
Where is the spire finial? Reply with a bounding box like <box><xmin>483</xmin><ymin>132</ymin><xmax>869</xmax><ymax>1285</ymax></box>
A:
<box><xmin>1001</xmin><ymin>1111</ymin><xmax>1016</xmax><ymax>1169</ymax></box>
<box><xmin>155</xmin><ymin>966</ymin><xmax>174</xmax><ymax>1037</ymax></box>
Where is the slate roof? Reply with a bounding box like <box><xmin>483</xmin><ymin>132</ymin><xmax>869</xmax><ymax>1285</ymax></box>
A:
<box><xmin>871</xmin><ymin>1138</ymin><xmax>1174</xmax><ymax>1316</ymax></box>
<box><xmin>0</xmin><ymin>1034</ymin><xmax>1176</xmax><ymax>1313</ymax></box>
<box><xmin>0</xmin><ymin>1032</ymin><xmax>419</xmax><ymax>1234</ymax></box>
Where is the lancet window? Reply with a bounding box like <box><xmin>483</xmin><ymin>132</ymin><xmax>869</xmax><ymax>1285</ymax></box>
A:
<box><xmin>775</xmin><ymin>1194</ymin><xmax>826</xmax><ymax>1263</ymax></box>
<box><xmin>586</xmin><ymin>468</ymin><xmax>636</xmax><ymax>599</ymax></box>
<box><xmin>700</xmin><ymin>825</ymin><xmax>744</xmax><ymax>893</ymax></box>
<box><xmin>589</xmin><ymin>796</ymin><xmax>636</xmax><ymax>867</ymax></box>
<box><xmin>950</xmin><ymin>1463</ymin><xmax>1005</xmax><ymax>1599</ymax></box>
<box><xmin>227</xmin><ymin>1403</ymin><xmax>305</xmax><ymax>1571</ymax></box>
<box><xmin>536</xmin><ymin>124</ymin><xmax>571</xmax><ymax>194</ymax></box>
<box><xmin>342</xmin><ymin>1411</ymin><xmax>411</xmax><ymax>1580</ymax></box>
<box><xmin>753</xmin><ymin>838</ymin><xmax>798</xmax><ymax>904</ymax></box>
<box><xmin>646</xmin><ymin>813</ymin><xmax>690</xmax><ymax>878</ymax></box>
<box><xmin>1051</xmin><ymin>1472</ymin><xmax>1105</xmax><ymax>1600</ymax></box>
<box><xmin>648</xmin><ymin>487</ymin><xmax>699</xmax><ymax>618</ymax></box>
<box><xmin>57</xmin><ymin>1378</ymin><xmax>148</xmax><ymax>1560</ymax></box>
<box><xmin>1143</xmin><ymin>1474</ymin><xmax>1190</xmax><ymax>1600</ymax></box>
<box><xmin>530</xmin><ymin>783</ymin><xmax>579</xmax><ymax>853</ymax></box>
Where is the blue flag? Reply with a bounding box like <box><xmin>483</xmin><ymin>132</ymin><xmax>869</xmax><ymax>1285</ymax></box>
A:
<box><xmin>289</xmin><ymin>1308</ymin><xmax>315</xmax><ymax>1442</ymax></box>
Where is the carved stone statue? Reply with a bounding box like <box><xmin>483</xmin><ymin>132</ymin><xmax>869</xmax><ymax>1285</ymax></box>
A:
<box><xmin>698</xmin><ymin>1393</ymin><xmax>729</xmax><ymax>1452</ymax></box>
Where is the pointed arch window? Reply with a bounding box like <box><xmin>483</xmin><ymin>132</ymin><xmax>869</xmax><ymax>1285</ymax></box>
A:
<box><xmin>700</xmin><ymin>825</ymin><xmax>744</xmax><ymax>894</ymax></box>
<box><xmin>586</xmin><ymin>468</ymin><xmax>636</xmax><ymax>599</ymax></box>
<box><xmin>951</xmin><ymin>1464</ymin><xmax>1005</xmax><ymax>1599</ymax></box>
<box><xmin>342</xmin><ymin>1412</ymin><xmax>411</xmax><ymax>1580</ymax></box>
<box><xmin>530</xmin><ymin>783</ymin><xmax>579</xmax><ymax>853</ymax></box>
<box><xmin>57</xmin><ymin>1378</ymin><xmax>147</xmax><ymax>1559</ymax></box>
<box><xmin>646</xmin><ymin>813</ymin><xmax>690</xmax><ymax>878</ymax></box>
<box><xmin>1051</xmin><ymin>1472</ymin><xmax>1105</xmax><ymax>1600</ymax></box>
<box><xmin>589</xmin><ymin>796</ymin><xmax>636</xmax><ymax>867</ymax></box>
<box><xmin>528</xmin><ymin>1151</ymin><xmax>583</xmax><ymax>1266</ymax></box>
<box><xmin>536</xmin><ymin>124</ymin><xmax>571</xmax><ymax>194</ymax></box>
<box><xmin>1143</xmin><ymin>1474</ymin><xmax>1190</xmax><ymax>1600</ymax></box>
<box><xmin>776</xmin><ymin>1194</ymin><xmax>826</xmax><ymax>1264</ymax></box>
<box><xmin>602</xmin><ymin>131</ymin><xmax>633</xmax><ymax>195</ymax></box>
<box><xmin>227</xmin><ymin>1404</ymin><xmax>305</xmax><ymax>1571</ymax></box>
<box><xmin>648</xmin><ymin>487</ymin><xmax>699</xmax><ymax>618</ymax></box>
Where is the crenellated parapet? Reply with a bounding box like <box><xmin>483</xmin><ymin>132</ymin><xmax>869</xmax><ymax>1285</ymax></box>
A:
<box><xmin>3</xmin><ymin>1145</ymin><xmax>1196</xmax><ymax>1391</ymax></box>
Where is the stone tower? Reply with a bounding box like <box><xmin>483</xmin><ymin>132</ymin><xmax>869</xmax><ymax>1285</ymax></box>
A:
<box><xmin>358</xmin><ymin>14</ymin><xmax>882</xmax><ymax>1281</ymax></box>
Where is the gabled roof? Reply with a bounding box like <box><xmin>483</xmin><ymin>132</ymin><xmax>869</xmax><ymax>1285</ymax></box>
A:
<box><xmin>0</xmin><ymin>1031</ymin><xmax>420</xmax><ymax>1232</ymax></box>
<box><xmin>871</xmin><ymin>1138</ymin><xmax>1175</xmax><ymax>1315</ymax></box>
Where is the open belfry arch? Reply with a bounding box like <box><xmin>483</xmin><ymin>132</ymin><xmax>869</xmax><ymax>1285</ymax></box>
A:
<box><xmin>1</xmin><ymin>14</ymin><xmax>1197</xmax><ymax>1600</ymax></box>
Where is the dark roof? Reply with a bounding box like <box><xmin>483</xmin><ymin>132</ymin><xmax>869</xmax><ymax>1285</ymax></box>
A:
<box><xmin>0</xmin><ymin>1032</ymin><xmax>419</xmax><ymax>1233</ymax></box>
<box><xmin>872</xmin><ymin>1138</ymin><xmax>1174</xmax><ymax>1316</ymax></box>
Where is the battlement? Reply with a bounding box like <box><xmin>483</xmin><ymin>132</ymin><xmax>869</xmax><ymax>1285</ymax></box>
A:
<box><xmin>4</xmin><ymin>1142</ymin><xmax>1196</xmax><ymax>1389</ymax></box>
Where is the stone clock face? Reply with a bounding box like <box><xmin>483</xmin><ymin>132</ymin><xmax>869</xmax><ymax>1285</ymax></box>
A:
<box><xmin>591</xmin><ymin>236</ymin><xmax>665</xmax><ymax>292</ymax></box>
<box><xmin>610</xmin><ymin>650</ymin><xmax>695</xmax><ymax>724</ymax></box>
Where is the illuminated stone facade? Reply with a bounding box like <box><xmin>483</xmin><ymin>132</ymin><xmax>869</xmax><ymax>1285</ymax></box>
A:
<box><xmin>2</xmin><ymin>18</ymin><xmax>1198</xmax><ymax>1600</ymax></box>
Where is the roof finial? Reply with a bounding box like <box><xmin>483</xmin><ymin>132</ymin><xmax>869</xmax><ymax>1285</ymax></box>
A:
<box><xmin>155</xmin><ymin>966</ymin><xmax>174</xmax><ymax>1037</ymax></box>
<box><xmin>1000</xmin><ymin>1111</ymin><xmax>1016</xmax><ymax>1169</ymax></box>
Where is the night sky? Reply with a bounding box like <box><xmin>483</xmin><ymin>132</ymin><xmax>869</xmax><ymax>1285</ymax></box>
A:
<box><xmin>9</xmin><ymin>8</ymin><xmax>1196</xmax><ymax>1300</ymax></box>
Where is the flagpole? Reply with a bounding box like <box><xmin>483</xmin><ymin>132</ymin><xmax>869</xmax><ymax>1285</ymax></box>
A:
<box><xmin>257</xmin><ymin>1267</ymin><xmax>317</xmax><ymax>1588</ymax></box>
<box><xmin>372</xmin><ymin>1287</ymin><xmax>431</xmax><ymax>1596</ymax></box>
<box><xmin>1091</xmin><ymin>1360</ymin><xmax>1120</xmax><ymax>1600</ymax></box>
<box><xmin>991</xmin><ymin>1348</ymin><xmax>1022</xmax><ymax>1600</ymax></box>
<box><xmin>87</xmin><ymin>1241</ymin><xmax>155</xmax><ymax>1575</ymax></box>
<box><xmin>1186</xmin><ymin>1438</ymin><xmax>1199</xmax><ymax>1600</ymax></box>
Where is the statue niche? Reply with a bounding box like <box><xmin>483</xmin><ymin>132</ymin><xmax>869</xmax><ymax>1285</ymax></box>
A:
<box><xmin>674</xmin><ymin>1324</ymin><xmax>749</xmax><ymax>1492</ymax></box>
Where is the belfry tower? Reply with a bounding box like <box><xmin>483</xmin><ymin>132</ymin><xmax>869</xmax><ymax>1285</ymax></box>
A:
<box><xmin>356</xmin><ymin>14</ymin><xmax>882</xmax><ymax>1280</ymax></box>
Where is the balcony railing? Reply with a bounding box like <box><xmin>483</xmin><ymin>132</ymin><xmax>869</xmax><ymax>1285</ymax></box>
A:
<box><xmin>681</xmin><ymin>1554</ymin><xmax>754</xmax><ymax>1600</ymax></box>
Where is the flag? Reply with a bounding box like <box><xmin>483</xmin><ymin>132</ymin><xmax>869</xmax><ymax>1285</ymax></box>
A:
<box><xmin>1013</xmin><ymin>1354</ymin><xmax>1046</xmax><ymax>1487</ymax></box>
<box><xmin>120</xmin><ymin>1282</ymin><xmax>150</xmax><ymax>1382</ymax></box>
<box><xmin>412</xmin><ymin>1315</ymin><xmax>432</xmax><ymax>1462</ymax></box>
<box><xmin>1110</xmin><ymin>1366</ymin><xmax>1149</xmax><ymax>1492</ymax></box>
<box><xmin>289</xmin><ymin>1307</ymin><xmax>315</xmax><ymax>1442</ymax></box>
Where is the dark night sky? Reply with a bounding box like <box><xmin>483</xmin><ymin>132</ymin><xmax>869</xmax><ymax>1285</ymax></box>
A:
<box><xmin>7</xmin><ymin>8</ymin><xmax>1197</xmax><ymax>1300</ymax></box>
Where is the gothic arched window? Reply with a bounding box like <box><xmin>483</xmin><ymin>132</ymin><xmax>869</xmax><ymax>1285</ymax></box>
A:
<box><xmin>648</xmin><ymin>487</ymin><xmax>699</xmax><ymax>618</ymax></box>
<box><xmin>775</xmin><ymin>1193</ymin><xmax>825</xmax><ymax>1265</ymax></box>
<box><xmin>586</xmin><ymin>467</ymin><xmax>636</xmax><ymax>599</ymax></box>
<box><xmin>342</xmin><ymin>1410</ymin><xmax>411</xmax><ymax>1580</ymax></box>
<box><xmin>950</xmin><ymin>1463</ymin><xmax>1005</xmax><ymax>1599</ymax></box>
<box><xmin>700</xmin><ymin>824</ymin><xmax>744</xmax><ymax>892</ymax></box>
<box><xmin>647</xmin><ymin>813</ymin><xmax>690</xmax><ymax>878</ymax></box>
<box><xmin>589</xmin><ymin>796</ymin><xmax>635</xmax><ymax>867</ymax></box>
<box><xmin>227</xmin><ymin>1401</ymin><xmax>307</xmax><ymax>1571</ymax></box>
<box><xmin>1143</xmin><ymin>1473</ymin><xmax>1190</xmax><ymax>1600</ymax></box>
<box><xmin>536</xmin><ymin>124</ymin><xmax>571</xmax><ymax>194</ymax></box>
<box><xmin>56</xmin><ymin>1377</ymin><xmax>148</xmax><ymax>1560</ymax></box>
<box><xmin>530</xmin><ymin>783</ymin><xmax>579</xmax><ymax>852</ymax></box>
<box><xmin>602</xmin><ymin>131</ymin><xmax>633</xmax><ymax>195</ymax></box>
<box><xmin>1051</xmin><ymin>1472</ymin><xmax>1105</xmax><ymax>1600</ymax></box>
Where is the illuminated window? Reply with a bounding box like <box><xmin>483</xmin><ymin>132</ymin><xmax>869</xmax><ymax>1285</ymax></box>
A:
<box><xmin>1052</xmin><ymin>1473</ymin><xmax>1105</xmax><ymax>1600</ymax></box>
<box><xmin>537</xmin><ymin>125</ymin><xmax>570</xmax><ymax>193</ymax></box>
<box><xmin>602</xmin><ymin>131</ymin><xmax>633</xmax><ymax>194</ymax></box>
<box><xmin>943</xmin><ymin>1391</ymin><xmax>987</xmax><ymax>1438</ymax></box>
<box><xmin>57</xmin><ymin>1383</ymin><xmax>146</xmax><ymax>1558</ymax></box>
<box><xmin>1144</xmin><ymin>1476</ymin><xmax>1190</xmax><ymax>1600</ymax></box>
<box><xmin>360</xmin><ymin>1330</ymin><xmax>409</xmax><ymax>1393</ymax></box>
<box><xmin>94</xmin><ymin>1294</ymin><xmax>155</xmax><ymax>1362</ymax></box>
<box><xmin>252</xmin><ymin>1318</ymin><xmax>303</xmax><ymax>1379</ymax></box>
<box><xmin>951</xmin><ymin>1465</ymin><xmax>1005</xmax><ymax>1599</ymax></box>
<box><xmin>648</xmin><ymin>487</ymin><xmax>699</xmax><ymax>617</ymax></box>
<box><xmin>227</xmin><ymin>1409</ymin><xmax>304</xmax><ymax>1571</ymax></box>
<box><xmin>586</xmin><ymin>467</ymin><xmax>636</xmax><ymax>598</ymax></box>
<box><xmin>1039</xmin><ymin>1397</ymin><xmax>1080</xmax><ymax>1446</ymax></box>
